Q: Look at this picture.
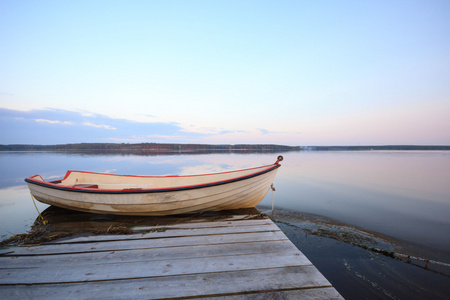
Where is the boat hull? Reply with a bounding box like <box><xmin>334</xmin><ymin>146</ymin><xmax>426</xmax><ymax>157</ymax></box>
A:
<box><xmin>26</xmin><ymin>166</ymin><xmax>280</xmax><ymax>216</ymax></box>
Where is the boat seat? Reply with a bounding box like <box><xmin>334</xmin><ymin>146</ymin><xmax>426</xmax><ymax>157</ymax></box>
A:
<box><xmin>73</xmin><ymin>184</ymin><xmax>99</xmax><ymax>189</ymax></box>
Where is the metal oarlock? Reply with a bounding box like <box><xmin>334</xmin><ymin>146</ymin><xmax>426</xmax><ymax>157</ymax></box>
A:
<box><xmin>275</xmin><ymin>155</ymin><xmax>284</xmax><ymax>164</ymax></box>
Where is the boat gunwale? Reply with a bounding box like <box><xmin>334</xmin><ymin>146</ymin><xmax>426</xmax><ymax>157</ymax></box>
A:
<box><xmin>24</xmin><ymin>164</ymin><xmax>280</xmax><ymax>194</ymax></box>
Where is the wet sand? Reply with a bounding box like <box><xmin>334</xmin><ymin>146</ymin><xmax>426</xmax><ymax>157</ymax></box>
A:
<box><xmin>1</xmin><ymin>206</ymin><xmax>449</xmax><ymax>300</ymax></box>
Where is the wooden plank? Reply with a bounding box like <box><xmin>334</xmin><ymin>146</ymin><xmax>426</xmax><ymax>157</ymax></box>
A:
<box><xmin>47</xmin><ymin>220</ymin><xmax>279</xmax><ymax>244</ymax></box>
<box><xmin>199</xmin><ymin>287</ymin><xmax>344</xmax><ymax>300</ymax></box>
<box><xmin>1</xmin><ymin>230</ymin><xmax>289</xmax><ymax>256</ymax></box>
<box><xmin>1</xmin><ymin>240</ymin><xmax>297</xmax><ymax>268</ymax></box>
<box><xmin>0</xmin><ymin>252</ymin><xmax>313</xmax><ymax>284</ymax></box>
<box><xmin>131</xmin><ymin>218</ymin><xmax>274</xmax><ymax>230</ymax></box>
<box><xmin>0</xmin><ymin>216</ymin><xmax>343</xmax><ymax>299</ymax></box>
<box><xmin>0</xmin><ymin>266</ymin><xmax>337</xmax><ymax>299</ymax></box>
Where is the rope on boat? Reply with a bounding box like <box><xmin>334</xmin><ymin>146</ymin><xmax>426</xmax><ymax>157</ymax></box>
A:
<box><xmin>271</xmin><ymin>183</ymin><xmax>276</xmax><ymax>213</ymax></box>
<box><xmin>30</xmin><ymin>193</ymin><xmax>48</xmax><ymax>225</ymax></box>
<box><xmin>271</xmin><ymin>155</ymin><xmax>282</xmax><ymax>213</ymax></box>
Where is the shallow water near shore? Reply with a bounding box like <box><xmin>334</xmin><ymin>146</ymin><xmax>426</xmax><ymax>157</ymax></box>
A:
<box><xmin>1</xmin><ymin>150</ymin><xmax>449</xmax><ymax>298</ymax></box>
<box><xmin>259</xmin><ymin>206</ymin><xmax>450</xmax><ymax>300</ymax></box>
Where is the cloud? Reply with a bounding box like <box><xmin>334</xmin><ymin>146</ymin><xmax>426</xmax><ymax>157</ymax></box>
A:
<box><xmin>180</xmin><ymin>124</ymin><xmax>248</xmax><ymax>136</ymax></box>
<box><xmin>0</xmin><ymin>107</ymin><xmax>207</xmax><ymax>144</ymax></box>
<box><xmin>82</xmin><ymin>122</ymin><xmax>116</xmax><ymax>130</ymax></box>
<box><xmin>137</xmin><ymin>113</ymin><xmax>156</xmax><ymax>119</ymax></box>
<box><xmin>258</xmin><ymin>128</ymin><xmax>269</xmax><ymax>135</ymax></box>
<box><xmin>258</xmin><ymin>128</ymin><xmax>288</xmax><ymax>135</ymax></box>
<box><xmin>35</xmin><ymin>119</ymin><xmax>73</xmax><ymax>125</ymax></box>
<box><xmin>219</xmin><ymin>129</ymin><xmax>247</xmax><ymax>135</ymax></box>
<box><xmin>0</xmin><ymin>107</ymin><xmax>299</xmax><ymax>145</ymax></box>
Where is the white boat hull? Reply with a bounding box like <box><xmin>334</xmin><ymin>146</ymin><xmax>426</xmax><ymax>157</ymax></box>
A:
<box><xmin>25</xmin><ymin>159</ymin><xmax>282</xmax><ymax>216</ymax></box>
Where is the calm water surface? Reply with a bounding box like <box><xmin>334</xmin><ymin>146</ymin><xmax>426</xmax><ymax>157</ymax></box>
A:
<box><xmin>1</xmin><ymin>151</ymin><xmax>449</xmax><ymax>254</ymax></box>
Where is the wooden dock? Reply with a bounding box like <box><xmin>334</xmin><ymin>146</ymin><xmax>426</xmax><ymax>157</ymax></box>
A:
<box><xmin>0</xmin><ymin>214</ymin><xmax>343</xmax><ymax>299</ymax></box>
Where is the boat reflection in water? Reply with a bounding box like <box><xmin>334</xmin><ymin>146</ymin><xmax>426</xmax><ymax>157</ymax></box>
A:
<box><xmin>31</xmin><ymin>205</ymin><xmax>264</xmax><ymax>240</ymax></box>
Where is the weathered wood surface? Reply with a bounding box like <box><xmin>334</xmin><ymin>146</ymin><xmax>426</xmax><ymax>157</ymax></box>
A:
<box><xmin>0</xmin><ymin>216</ymin><xmax>343</xmax><ymax>299</ymax></box>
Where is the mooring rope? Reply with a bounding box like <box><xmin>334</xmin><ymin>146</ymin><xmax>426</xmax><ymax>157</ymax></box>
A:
<box><xmin>271</xmin><ymin>183</ymin><xmax>276</xmax><ymax>213</ymax></box>
<box><xmin>30</xmin><ymin>193</ymin><xmax>48</xmax><ymax>225</ymax></box>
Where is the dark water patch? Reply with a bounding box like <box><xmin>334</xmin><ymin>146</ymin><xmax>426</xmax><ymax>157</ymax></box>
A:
<box><xmin>258</xmin><ymin>206</ymin><xmax>450</xmax><ymax>300</ymax></box>
<box><xmin>0</xmin><ymin>206</ymin><xmax>262</xmax><ymax>247</ymax></box>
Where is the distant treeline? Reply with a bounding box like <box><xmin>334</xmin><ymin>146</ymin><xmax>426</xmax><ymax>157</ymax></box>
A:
<box><xmin>0</xmin><ymin>143</ymin><xmax>448</xmax><ymax>153</ymax></box>
<box><xmin>0</xmin><ymin>143</ymin><xmax>300</xmax><ymax>153</ymax></box>
<box><xmin>305</xmin><ymin>145</ymin><xmax>450</xmax><ymax>151</ymax></box>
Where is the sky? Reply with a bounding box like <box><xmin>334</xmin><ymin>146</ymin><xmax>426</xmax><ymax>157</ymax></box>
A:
<box><xmin>1</xmin><ymin>0</ymin><xmax>449</xmax><ymax>146</ymax></box>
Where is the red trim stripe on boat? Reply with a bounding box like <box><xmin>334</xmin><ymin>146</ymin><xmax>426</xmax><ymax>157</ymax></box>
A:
<box><xmin>25</xmin><ymin>164</ymin><xmax>280</xmax><ymax>194</ymax></box>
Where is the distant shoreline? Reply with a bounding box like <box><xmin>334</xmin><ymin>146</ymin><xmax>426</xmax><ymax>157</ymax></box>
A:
<box><xmin>0</xmin><ymin>143</ymin><xmax>298</xmax><ymax>153</ymax></box>
<box><xmin>304</xmin><ymin>145</ymin><xmax>450</xmax><ymax>151</ymax></box>
<box><xmin>0</xmin><ymin>143</ymin><xmax>449</xmax><ymax>152</ymax></box>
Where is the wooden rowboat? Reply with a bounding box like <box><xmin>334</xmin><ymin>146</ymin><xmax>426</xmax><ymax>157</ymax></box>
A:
<box><xmin>25</xmin><ymin>156</ymin><xmax>283</xmax><ymax>216</ymax></box>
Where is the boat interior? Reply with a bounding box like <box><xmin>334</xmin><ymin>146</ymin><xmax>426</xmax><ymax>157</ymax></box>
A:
<box><xmin>32</xmin><ymin>165</ymin><xmax>276</xmax><ymax>190</ymax></box>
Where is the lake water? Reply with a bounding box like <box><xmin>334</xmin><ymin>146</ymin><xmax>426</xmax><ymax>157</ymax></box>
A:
<box><xmin>1</xmin><ymin>150</ymin><xmax>449</xmax><ymax>255</ymax></box>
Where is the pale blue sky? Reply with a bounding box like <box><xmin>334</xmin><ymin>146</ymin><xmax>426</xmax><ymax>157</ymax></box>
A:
<box><xmin>1</xmin><ymin>0</ymin><xmax>449</xmax><ymax>145</ymax></box>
